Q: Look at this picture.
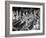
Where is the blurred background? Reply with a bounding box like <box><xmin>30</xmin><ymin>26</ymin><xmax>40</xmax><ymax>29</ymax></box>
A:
<box><xmin>0</xmin><ymin>0</ymin><xmax>46</xmax><ymax>38</ymax></box>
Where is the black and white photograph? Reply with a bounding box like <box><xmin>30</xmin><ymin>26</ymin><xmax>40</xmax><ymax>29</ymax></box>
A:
<box><xmin>12</xmin><ymin>7</ymin><xmax>40</xmax><ymax>31</ymax></box>
<box><xmin>5</xmin><ymin>1</ymin><xmax>45</xmax><ymax>37</ymax></box>
<box><xmin>10</xmin><ymin>4</ymin><xmax>43</xmax><ymax>34</ymax></box>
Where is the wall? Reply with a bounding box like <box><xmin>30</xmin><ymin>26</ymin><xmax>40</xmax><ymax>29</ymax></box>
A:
<box><xmin>0</xmin><ymin>0</ymin><xmax>46</xmax><ymax>38</ymax></box>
